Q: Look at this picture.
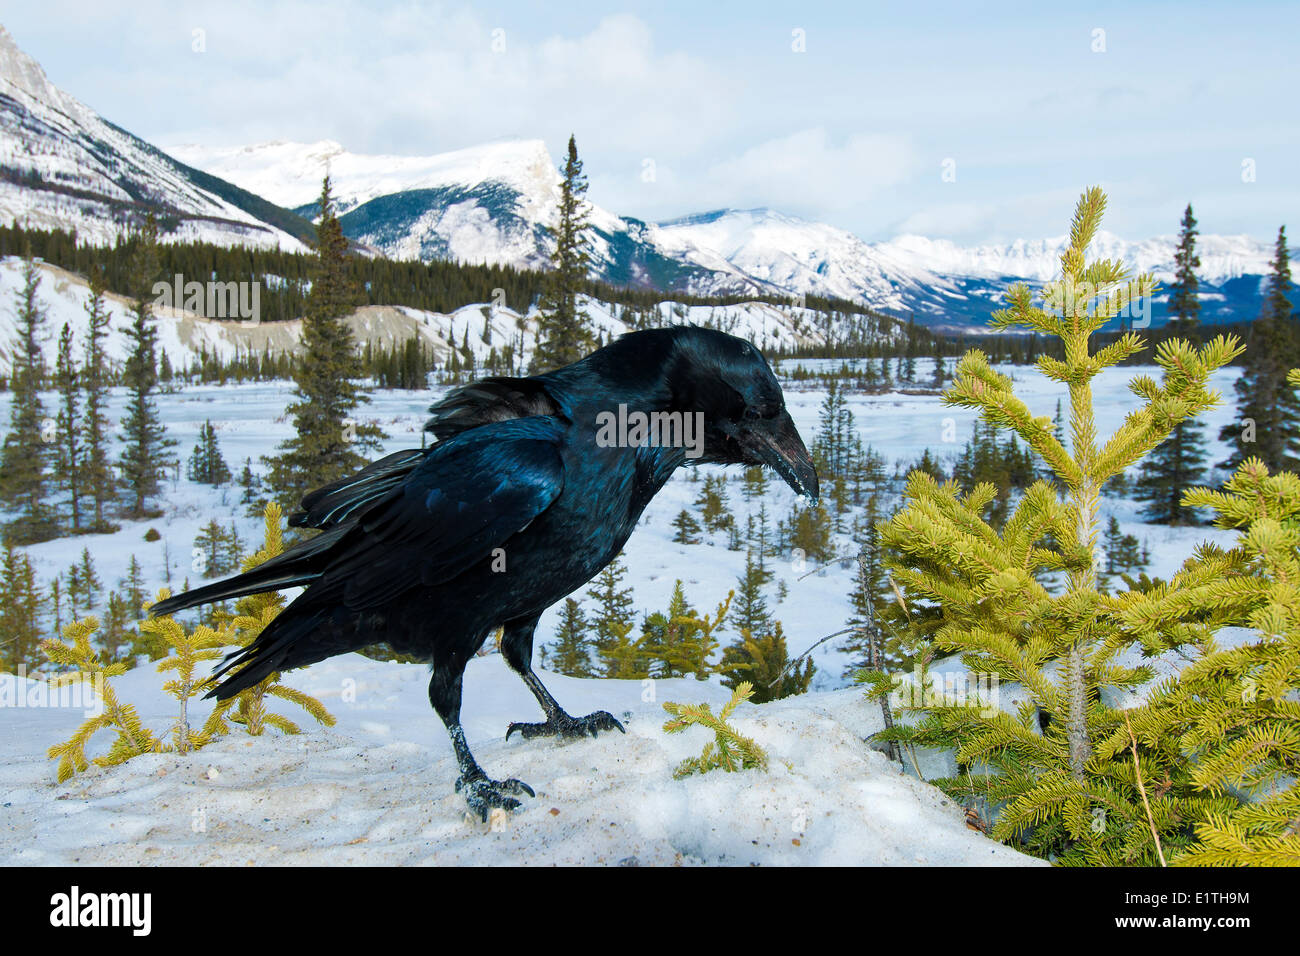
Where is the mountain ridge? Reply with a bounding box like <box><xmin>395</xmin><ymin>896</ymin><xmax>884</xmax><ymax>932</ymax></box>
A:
<box><xmin>167</xmin><ymin>137</ymin><xmax>1276</xmax><ymax>329</ymax></box>
<box><xmin>0</xmin><ymin>24</ymin><xmax>313</xmax><ymax>250</ymax></box>
<box><xmin>0</xmin><ymin>22</ymin><xmax>1279</xmax><ymax>331</ymax></box>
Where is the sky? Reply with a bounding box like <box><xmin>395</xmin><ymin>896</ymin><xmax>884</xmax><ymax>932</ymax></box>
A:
<box><xmin>4</xmin><ymin>0</ymin><xmax>1296</xmax><ymax>244</ymax></box>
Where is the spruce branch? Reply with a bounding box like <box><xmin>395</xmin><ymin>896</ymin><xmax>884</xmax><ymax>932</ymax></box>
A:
<box><xmin>662</xmin><ymin>682</ymin><xmax>769</xmax><ymax>778</ymax></box>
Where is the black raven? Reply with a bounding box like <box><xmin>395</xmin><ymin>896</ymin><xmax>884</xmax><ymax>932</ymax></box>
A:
<box><xmin>151</xmin><ymin>326</ymin><xmax>818</xmax><ymax>819</ymax></box>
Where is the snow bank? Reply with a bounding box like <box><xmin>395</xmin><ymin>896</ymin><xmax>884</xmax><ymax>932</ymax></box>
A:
<box><xmin>0</xmin><ymin>654</ymin><xmax>1040</xmax><ymax>866</ymax></box>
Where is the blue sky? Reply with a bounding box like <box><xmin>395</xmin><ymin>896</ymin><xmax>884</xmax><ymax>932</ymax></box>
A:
<box><xmin>5</xmin><ymin>1</ymin><xmax>1295</xmax><ymax>243</ymax></box>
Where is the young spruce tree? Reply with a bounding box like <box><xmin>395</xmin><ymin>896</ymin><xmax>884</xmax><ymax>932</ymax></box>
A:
<box><xmin>875</xmin><ymin>188</ymin><xmax>1245</xmax><ymax>864</ymax></box>
<box><xmin>81</xmin><ymin>269</ymin><xmax>117</xmax><ymax>532</ymax></box>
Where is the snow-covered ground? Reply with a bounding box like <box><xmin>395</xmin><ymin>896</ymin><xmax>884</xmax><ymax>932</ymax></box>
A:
<box><xmin>0</xmin><ymin>355</ymin><xmax>1248</xmax><ymax>866</ymax></box>
<box><xmin>0</xmin><ymin>654</ymin><xmax>1040</xmax><ymax>866</ymax></box>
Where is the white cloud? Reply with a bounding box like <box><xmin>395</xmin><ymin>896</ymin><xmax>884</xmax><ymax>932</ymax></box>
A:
<box><xmin>702</xmin><ymin>128</ymin><xmax>913</xmax><ymax>215</ymax></box>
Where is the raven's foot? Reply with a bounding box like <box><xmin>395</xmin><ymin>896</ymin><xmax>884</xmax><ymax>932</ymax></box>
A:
<box><xmin>455</xmin><ymin>773</ymin><xmax>535</xmax><ymax>821</ymax></box>
<box><xmin>506</xmin><ymin>710</ymin><xmax>626</xmax><ymax>742</ymax></box>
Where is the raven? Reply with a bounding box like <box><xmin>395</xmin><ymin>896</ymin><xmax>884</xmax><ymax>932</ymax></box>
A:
<box><xmin>151</xmin><ymin>326</ymin><xmax>818</xmax><ymax>819</ymax></box>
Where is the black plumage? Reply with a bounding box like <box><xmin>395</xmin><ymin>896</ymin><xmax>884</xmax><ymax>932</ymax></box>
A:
<box><xmin>151</xmin><ymin>325</ymin><xmax>818</xmax><ymax>819</ymax></box>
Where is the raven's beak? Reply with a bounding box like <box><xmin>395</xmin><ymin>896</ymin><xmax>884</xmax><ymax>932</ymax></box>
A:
<box><xmin>739</xmin><ymin>409</ymin><xmax>819</xmax><ymax>501</ymax></box>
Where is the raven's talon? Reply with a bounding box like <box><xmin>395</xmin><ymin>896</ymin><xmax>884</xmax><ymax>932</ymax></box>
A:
<box><xmin>506</xmin><ymin>710</ymin><xmax>626</xmax><ymax>742</ymax></box>
<box><xmin>455</xmin><ymin>774</ymin><xmax>535</xmax><ymax>821</ymax></box>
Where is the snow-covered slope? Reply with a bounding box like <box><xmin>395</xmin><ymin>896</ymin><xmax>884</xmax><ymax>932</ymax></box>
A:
<box><xmin>875</xmin><ymin>231</ymin><xmax>1270</xmax><ymax>286</ymax></box>
<box><xmin>0</xmin><ymin>653</ymin><xmax>1042</xmax><ymax>865</ymax></box>
<box><xmin>0</xmin><ymin>255</ymin><xmax>857</xmax><ymax>378</ymax></box>
<box><xmin>0</xmin><ymin>26</ymin><xmax>309</xmax><ymax>251</ymax></box>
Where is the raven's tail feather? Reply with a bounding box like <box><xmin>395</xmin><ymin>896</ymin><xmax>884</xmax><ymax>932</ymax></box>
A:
<box><xmin>150</xmin><ymin>566</ymin><xmax>320</xmax><ymax>618</ymax></box>
<box><xmin>204</xmin><ymin>605</ymin><xmax>332</xmax><ymax>700</ymax></box>
<box><xmin>149</xmin><ymin>523</ymin><xmax>351</xmax><ymax>618</ymax></box>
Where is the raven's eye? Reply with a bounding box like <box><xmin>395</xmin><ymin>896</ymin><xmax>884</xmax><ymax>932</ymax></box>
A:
<box><xmin>743</xmin><ymin>406</ymin><xmax>761</xmax><ymax>421</ymax></box>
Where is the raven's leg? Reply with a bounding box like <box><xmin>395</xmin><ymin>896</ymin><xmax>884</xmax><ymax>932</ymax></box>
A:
<box><xmin>428</xmin><ymin>657</ymin><xmax>534</xmax><ymax>820</ymax></box>
<box><xmin>500</xmin><ymin>616</ymin><xmax>625</xmax><ymax>741</ymax></box>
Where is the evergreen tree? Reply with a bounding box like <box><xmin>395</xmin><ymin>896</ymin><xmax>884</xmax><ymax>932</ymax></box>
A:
<box><xmin>785</xmin><ymin>497</ymin><xmax>834</xmax><ymax>563</ymax></box>
<box><xmin>53</xmin><ymin>321</ymin><xmax>86</xmax><ymax>532</ymax></box>
<box><xmin>542</xmin><ymin>598</ymin><xmax>594</xmax><ymax>677</ymax></box>
<box><xmin>1134</xmin><ymin>419</ymin><xmax>1209</xmax><ymax>524</ymax></box>
<box><xmin>0</xmin><ymin>256</ymin><xmax>56</xmax><ymax>543</ymax></box>
<box><xmin>118</xmin><ymin>216</ymin><xmax>177</xmax><ymax>518</ymax></box>
<box><xmin>1167</xmin><ymin>203</ymin><xmax>1201</xmax><ymax>336</ymax></box>
<box><xmin>732</xmin><ymin>551</ymin><xmax>772</xmax><ymax>637</ymax></box>
<box><xmin>877</xmin><ymin>189</ymin><xmax>1244</xmax><ymax>864</ymax></box>
<box><xmin>532</xmin><ymin>135</ymin><xmax>594</xmax><ymax>371</ymax></box>
<box><xmin>1220</xmin><ymin>225</ymin><xmax>1300</xmax><ymax>472</ymax></box>
<box><xmin>843</xmin><ymin>495</ymin><xmax>892</xmax><ymax>675</ymax></box>
<box><xmin>671</xmin><ymin>508</ymin><xmax>701</xmax><ymax>545</ymax></box>
<box><xmin>0</xmin><ymin>544</ymin><xmax>44</xmax><ymax>671</ymax></box>
<box><xmin>1123</xmin><ymin>446</ymin><xmax>1300</xmax><ymax>865</ymax></box>
<box><xmin>812</xmin><ymin>380</ymin><xmax>858</xmax><ymax>485</ymax></box>
<box><xmin>98</xmin><ymin>592</ymin><xmax>133</xmax><ymax>664</ymax></box>
<box><xmin>1265</xmin><ymin>225</ymin><xmax>1296</xmax><ymax>334</ymax></box>
<box><xmin>908</xmin><ymin>448</ymin><xmax>947</xmax><ymax>483</ymax></box>
<box><xmin>720</xmin><ymin>621</ymin><xmax>813</xmax><ymax>703</ymax></box>
<box><xmin>73</xmin><ymin>547</ymin><xmax>102</xmax><ymax>611</ymax></box>
<box><xmin>694</xmin><ymin>474</ymin><xmax>733</xmax><ymax>534</ymax></box>
<box><xmin>81</xmin><ymin>269</ymin><xmax>117</xmax><ymax>532</ymax></box>
<box><xmin>741</xmin><ymin>465</ymin><xmax>768</xmax><ymax>501</ymax></box>
<box><xmin>585</xmin><ymin>555</ymin><xmax>636</xmax><ymax>673</ymax></box>
<box><xmin>264</xmin><ymin>177</ymin><xmax>385</xmax><ymax>508</ymax></box>
<box><xmin>187</xmin><ymin>420</ymin><xmax>232</xmax><ymax>486</ymax></box>
<box><xmin>1100</xmin><ymin>515</ymin><xmax>1148</xmax><ymax>584</ymax></box>
<box><xmin>192</xmin><ymin>519</ymin><xmax>242</xmax><ymax>580</ymax></box>
<box><xmin>745</xmin><ymin>505</ymin><xmax>775</xmax><ymax>581</ymax></box>
<box><xmin>639</xmin><ymin>581</ymin><xmax>727</xmax><ymax>680</ymax></box>
<box><xmin>120</xmin><ymin>554</ymin><xmax>147</xmax><ymax>615</ymax></box>
<box><xmin>239</xmin><ymin>458</ymin><xmax>264</xmax><ymax>516</ymax></box>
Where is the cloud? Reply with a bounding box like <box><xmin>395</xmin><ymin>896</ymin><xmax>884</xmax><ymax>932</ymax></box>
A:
<box><xmin>701</xmin><ymin>128</ymin><xmax>913</xmax><ymax>216</ymax></box>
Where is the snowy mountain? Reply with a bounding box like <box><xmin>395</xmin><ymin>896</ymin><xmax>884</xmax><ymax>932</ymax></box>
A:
<box><xmin>166</xmin><ymin>139</ymin><xmax>1277</xmax><ymax>329</ymax></box>
<box><xmin>166</xmin><ymin>138</ymin><xmax>758</xmax><ymax>295</ymax></box>
<box><xmin>0</xmin><ymin>19</ymin><xmax>1276</xmax><ymax>332</ymax></box>
<box><xmin>0</xmin><ymin>25</ymin><xmax>310</xmax><ymax>251</ymax></box>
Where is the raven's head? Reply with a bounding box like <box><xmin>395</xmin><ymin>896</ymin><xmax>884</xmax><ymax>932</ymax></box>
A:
<box><xmin>665</xmin><ymin>327</ymin><xmax>819</xmax><ymax>501</ymax></box>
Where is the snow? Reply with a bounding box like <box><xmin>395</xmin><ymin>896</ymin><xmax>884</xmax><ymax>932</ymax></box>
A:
<box><xmin>0</xmin><ymin>254</ymin><xmax>843</xmax><ymax>378</ymax></box>
<box><xmin>0</xmin><ymin>26</ymin><xmax>305</xmax><ymax>253</ymax></box>
<box><xmin>0</xmin><ymin>653</ymin><xmax>1041</xmax><ymax>865</ymax></box>
<box><xmin>874</xmin><ymin>231</ymin><xmax>1271</xmax><ymax>287</ymax></box>
<box><xmin>165</xmin><ymin>139</ymin><xmax>562</xmax><ymax>223</ymax></box>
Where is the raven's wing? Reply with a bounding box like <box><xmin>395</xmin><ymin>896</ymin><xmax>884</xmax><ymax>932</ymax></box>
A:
<box><xmin>290</xmin><ymin>448</ymin><xmax>430</xmax><ymax>529</ymax></box>
<box><xmin>310</xmin><ymin>422</ymin><xmax>567</xmax><ymax>610</ymax></box>
<box><xmin>289</xmin><ymin>375</ymin><xmax>560</xmax><ymax>530</ymax></box>
<box><xmin>152</xmin><ymin>420</ymin><xmax>565</xmax><ymax>619</ymax></box>
<box><xmin>424</xmin><ymin>376</ymin><xmax>561</xmax><ymax>442</ymax></box>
